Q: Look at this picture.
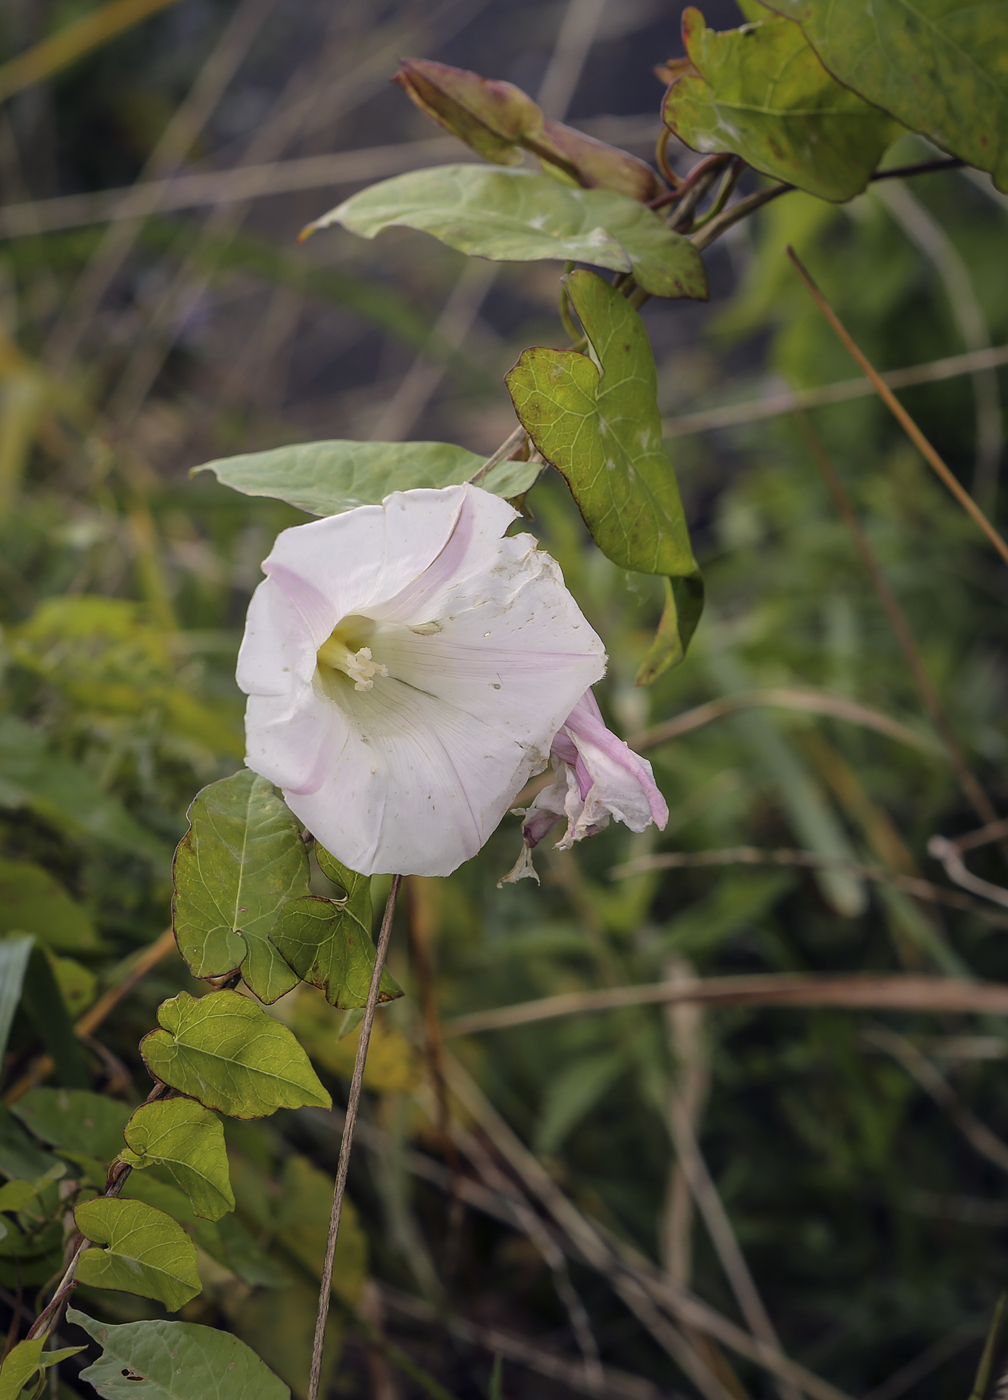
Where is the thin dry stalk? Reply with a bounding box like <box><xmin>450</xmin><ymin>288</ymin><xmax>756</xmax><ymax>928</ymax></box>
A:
<box><xmin>865</xmin><ymin>1027</ymin><xmax>1008</xmax><ymax>1177</ymax></box>
<box><xmin>443</xmin><ymin>1054</ymin><xmax>853</xmax><ymax>1400</ymax></box>
<box><xmin>862</xmin><ymin>1317</ymin><xmax>988</xmax><ymax>1400</ymax></box>
<box><xmin>609</xmin><ymin>849</ymin><xmax>1008</xmax><ymax>930</ymax></box>
<box><xmin>872</xmin><ymin>179</ymin><xmax>1001</xmax><ymax>508</ymax></box>
<box><xmin>786</xmin><ymin>246</ymin><xmax>1008</xmax><ymax>570</ymax></box>
<box><xmin>661</xmin><ymin>957</ymin><xmax>709</xmax><ymax>1287</ymax></box>
<box><xmin>662</xmin><ymin>345</ymin><xmax>1008</xmax><ymax>438</ymax></box>
<box><xmin>631</xmin><ymin>686</ymin><xmax>939</xmax><ymax>756</ymax></box>
<box><xmin>307</xmin><ymin>874</ymin><xmax>402</xmax><ymax>1400</ymax></box>
<box><xmin>660</xmin><ymin>962</ymin><xmax>797</xmax><ymax>1400</ymax></box>
<box><xmin>443</xmin><ymin>968</ymin><xmax>1008</xmax><ymax>1040</ymax></box>
<box><xmin>44</xmin><ymin>0</ymin><xmax>277</xmax><ymax>372</ymax></box>
<box><xmin>929</xmin><ymin>835</ymin><xmax>1008</xmax><ymax>909</ymax></box>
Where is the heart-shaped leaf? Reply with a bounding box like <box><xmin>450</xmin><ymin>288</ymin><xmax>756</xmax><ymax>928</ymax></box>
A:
<box><xmin>507</xmin><ymin>269</ymin><xmax>703</xmax><ymax>682</ymax></box>
<box><xmin>140</xmin><ymin>990</ymin><xmax>331</xmax><ymax>1119</ymax></box>
<box><xmin>172</xmin><ymin>771</ymin><xmax>308</xmax><ymax>1004</ymax></box>
<box><xmin>765</xmin><ymin>0</ymin><xmax>1008</xmax><ymax>190</ymax></box>
<box><xmin>120</xmin><ymin>1098</ymin><xmax>234</xmax><ymax>1222</ymax></box>
<box><xmin>663</xmin><ymin>8</ymin><xmax>899</xmax><ymax>202</ymax></box>
<box><xmin>308</xmin><ymin>164</ymin><xmax>707</xmax><ymax>300</ymax></box>
<box><xmin>74</xmin><ymin>1197</ymin><xmax>201</xmax><ymax>1312</ymax></box>
<box><xmin>68</xmin><ymin>1307</ymin><xmax>290</xmax><ymax>1400</ymax></box>
<box><xmin>193</xmin><ymin>439</ymin><xmax>539</xmax><ymax>516</ymax></box>
<box><xmin>272</xmin><ymin>848</ymin><xmax>402</xmax><ymax>1007</ymax></box>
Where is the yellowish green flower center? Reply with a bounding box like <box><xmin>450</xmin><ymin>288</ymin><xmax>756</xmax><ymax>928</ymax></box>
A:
<box><xmin>316</xmin><ymin>615</ymin><xmax>388</xmax><ymax>691</ymax></box>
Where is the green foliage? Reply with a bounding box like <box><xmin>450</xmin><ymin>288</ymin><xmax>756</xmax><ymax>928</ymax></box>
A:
<box><xmin>767</xmin><ymin>0</ymin><xmax>1008</xmax><ymax>189</ymax></box>
<box><xmin>0</xmin><ymin>1339</ymin><xmax>83</xmax><ymax>1400</ymax></box>
<box><xmin>75</xmin><ymin>1196</ymin><xmax>202</xmax><ymax>1310</ymax></box>
<box><xmin>507</xmin><ymin>270</ymin><xmax>702</xmax><ymax>681</ymax></box>
<box><xmin>120</xmin><ymin>1098</ymin><xmax>234</xmax><ymax>1222</ymax></box>
<box><xmin>11</xmin><ymin>1089</ymin><xmax>132</xmax><ymax>1164</ymax></box>
<box><xmin>271</xmin><ymin>846</ymin><xmax>402</xmax><ymax>1008</ymax></box>
<box><xmin>313</xmin><ymin>165</ymin><xmax>708</xmax><ymax>299</ymax></box>
<box><xmin>193</xmin><ymin>439</ymin><xmax>538</xmax><ymax>515</ymax></box>
<box><xmin>15</xmin><ymin>949</ymin><xmax>89</xmax><ymax>1087</ymax></box>
<box><xmin>663</xmin><ymin>8</ymin><xmax>898</xmax><ymax>201</ymax></box>
<box><xmin>0</xmin><ymin>715</ymin><xmax>170</xmax><ymax>862</ymax></box>
<box><xmin>172</xmin><ymin>771</ymin><xmax>308</xmax><ymax>1003</ymax></box>
<box><xmin>140</xmin><ymin>991</ymin><xmax>331</xmax><ymax>1118</ymax></box>
<box><xmin>68</xmin><ymin>1306</ymin><xmax>290</xmax><ymax>1399</ymax></box>
<box><xmin>0</xmin><ymin>937</ymin><xmax>32</xmax><ymax>1068</ymax></box>
<box><xmin>0</xmin><ymin>856</ymin><xmax>98</xmax><ymax>952</ymax></box>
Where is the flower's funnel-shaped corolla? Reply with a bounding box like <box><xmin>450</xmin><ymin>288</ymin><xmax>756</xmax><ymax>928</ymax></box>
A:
<box><xmin>502</xmin><ymin>689</ymin><xmax>668</xmax><ymax>884</ymax></box>
<box><xmin>237</xmin><ymin>484</ymin><xmax>606</xmax><ymax>877</ymax></box>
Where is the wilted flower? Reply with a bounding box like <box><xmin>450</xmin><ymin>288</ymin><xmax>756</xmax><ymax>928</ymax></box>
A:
<box><xmin>501</xmin><ymin>689</ymin><xmax>668</xmax><ymax>884</ymax></box>
<box><xmin>236</xmin><ymin>484</ymin><xmax>607</xmax><ymax>878</ymax></box>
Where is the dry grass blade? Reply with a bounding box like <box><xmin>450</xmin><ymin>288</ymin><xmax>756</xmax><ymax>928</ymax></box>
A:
<box><xmin>786</xmin><ymin>246</ymin><xmax>1008</xmax><ymax>569</ymax></box>
<box><xmin>610</xmin><ymin>847</ymin><xmax>1008</xmax><ymax>928</ymax></box>
<box><xmin>929</xmin><ymin>836</ymin><xmax>1008</xmax><ymax>909</ymax></box>
<box><xmin>379</xmin><ymin>1285</ymin><xmax>661</xmax><ymax>1400</ymax></box>
<box><xmin>865</xmin><ymin>1028</ymin><xmax>1008</xmax><ymax>1176</ymax></box>
<box><xmin>629</xmin><ymin>687</ymin><xmax>940</xmax><ymax>755</ymax></box>
<box><xmin>0</xmin><ymin>0</ymin><xmax>182</xmax><ymax>103</ymax></box>
<box><xmin>443</xmin><ymin>971</ymin><xmax>1008</xmax><ymax>1040</ymax></box>
<box><xmin>662</xmin><ymin>346</ymin><xmax>1008</xmax><ymax>438</ymax></box>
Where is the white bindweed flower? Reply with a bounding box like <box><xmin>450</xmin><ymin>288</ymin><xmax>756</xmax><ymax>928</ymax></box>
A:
<box><xmin>237</xmin><ymin>484</ymin><xmax>606</xmax><ymax>877</ymax></box>
<box><xmin>501</xmin><ymin>689</ymin><xmax>668</xmax><ymax>884</ymax></box>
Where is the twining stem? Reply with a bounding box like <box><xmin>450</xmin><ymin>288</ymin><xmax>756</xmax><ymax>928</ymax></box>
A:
<box><xmin>308</xmin><ymin>874</ymin><xmax>403</xmax><ymax>1400</ymax></box>
<box><xmin>786</xmin><ymin>245</ymin><xmax>1008</xmax><ymax>570</ymax></box>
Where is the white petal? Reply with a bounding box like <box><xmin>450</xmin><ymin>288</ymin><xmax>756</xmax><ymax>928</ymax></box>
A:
<box><xmin>236</xmin><ymin>575</ymin><xmax>322</xmax><ymax>698</ymax></box>
<box><xmin>283</xmin><ymin>675</ymin><xmax>559</xmax><ymax>877</ymax></box>
<box><xmin>244</xmin><ymin>686</ymin><xmax>341</xmax><ymax>796</ymax></box>
<box><xmin>262</xmin><ymin>486</ymin><xmax>469</xmax><ymax>621</ymax></box>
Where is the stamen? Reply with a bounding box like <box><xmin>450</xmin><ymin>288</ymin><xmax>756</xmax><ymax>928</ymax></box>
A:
<box><xmin>317</xmin><ymin>629</ymin><xmax>389</xmax><ymax>691</ymax></box>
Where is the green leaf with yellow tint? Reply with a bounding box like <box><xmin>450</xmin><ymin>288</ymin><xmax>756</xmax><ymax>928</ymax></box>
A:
<box><xmin>120</xmin><ymin>1098</ymin><xmax>234</xmax><ymax>1222</ymax></box>
<box><xmin>507</xmin><ymin>269</ymin><xmax>702</xmax><ymax>683</ymax></box>
<box><xmin>74</xmin><ymin>1197</ymin><xmax>202</xmax><ymax>1311</ymax></box>
<box><xmin>270</xmin><ymin>896</ymin><xmax>402</xmax><ymax>1009</ymax></box>
<box><xmin>765</xmin><ymin>0</ymin><xmax>1008</xmax><ymax>190</ymax></box>
<box><xmin>140</xmin><ymin>990</ymin><xmax>331</xmax><ymax>1118</ymax></box>
<box><xmin>172</xmin><ymin>771</ymin><xmax>308</xmax><ymax>1004</ymax></box>
<box><xmin>68</xmin><ymin>1307</ymin><xmax>290</xmax><ymax>1400</ymax></box>
<box><xmin>310</xmin><ymin>165</ymin><xmax>707</xmax><ymax>300</ymax></box>
<box><xmin>0</xmin><ymin>857</ymin><xmax>99</xmax><ymax>953</ymax></box>
<box><xmin>663</xmin><ymin>8</ymin><xmax>898</xmax><ymax>202</ymax></box>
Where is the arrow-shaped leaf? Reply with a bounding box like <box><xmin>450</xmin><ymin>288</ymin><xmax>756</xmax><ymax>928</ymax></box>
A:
<box><xmin>120</xmin><ymin>1098</ymin><xmax>234</xmax><ymax>1222</ymax></box>
<box><xmin>507</xmin><ymin>269</ymin><xmax>703</xmax><ymax>683</ymax></box>
<box><xmin>140</xmin><ymin>990</ymin><xmax>331</xmax><ymax>1118</ymax></box>
<box><xmin>74</xmin><ymin>1197</ymin><xmax>202</xmax><ymax>1312</ymax></box>
<box><xmin>68</xmin><ymin>1307</ymin><xmax>290</xmax><ymax>1400</ymax></box>
<box><xmin>172</xmin><ymin>771</ymin><xmax>309</xmax><ymax>1004</ymax></box>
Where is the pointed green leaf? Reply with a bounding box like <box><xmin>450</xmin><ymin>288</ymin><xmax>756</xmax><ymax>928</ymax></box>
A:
<box><xmin>173</xmin><ymin>771</ymin><xmax>308</xmax><ymax>1004</ymax></box>
<box><xmin>0</xmin><ymin>1339</ymin><xmax>83</xmax><ymax>1400</ymax></box>
<box><xmin>0</xmin><ymin>1105</ymin><xmax>61</xmax><ymax>1180</ymax></box>
<box><xmin>140</xmin><ymin>991</ymin><xmax>331</xmax><ymax>1118</ymax></box>
<box><xmin>74</xmin><ymin>1197</ymin><xmax>201</xmax><ymax>1311</ymax></box>
<box><xmin>67</xmin><ymin>1307</ymin><xmax>290</xmax><ymax>1400</ymax></box>
<box><xmin>11</xmin><ymin>1089</ymin><xmax>132</xmax><ymax>1164</ymax></box>
<box><xmin>507</xmin><ymin>269</ymin><xmax>702</xmax><ymax>682</ymax></box>
<box><xmin>271</xmin><ymin>898</ymin><xmax>402</xmax><ymax>1010</ymax></box>
<box><xmin>766</xmin><ymin>0</ymin><xmax>1008</xmax><ymax>190</ymax></box>
<box><xmin>193</xmin><ymin>440</ymin><xmax>538</xmax><ymax>516</ymax></box>
<box><xmin>636</xmin><ymin>574</ymin><xmax>706</xmax><ymax>685</ymax></box>
<box><xmin>0</xmin><ymin>936</ymin><xmax>32</xmax><ymax>1070</ymax></box>
<box><xmin>120</xmin><ymin>1098</ymin><xmax>234</xmax><ymax>1222</ymax></box>
<box><xmin>663</xmin><ymin>9</ymin><xmax>898</xmax><ymax>202</ymax></box>
<box><xmin>310</xmin><ymin>164</ymin><xmax>708</xmax><ymax>300</ymax></box>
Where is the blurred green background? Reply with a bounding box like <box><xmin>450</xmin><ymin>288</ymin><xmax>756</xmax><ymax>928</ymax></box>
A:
<box><xmin>2</xmin><ymin>1</ymin><xmax>1008</xmax><ymax>1397</ymax></box>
